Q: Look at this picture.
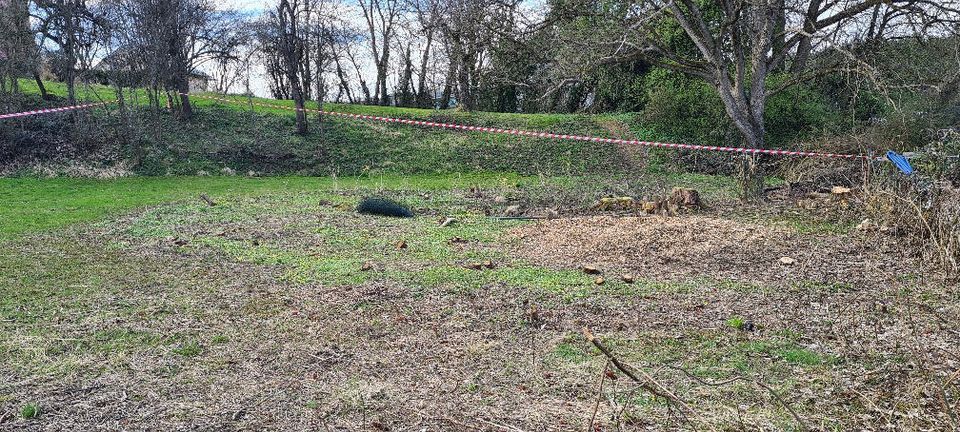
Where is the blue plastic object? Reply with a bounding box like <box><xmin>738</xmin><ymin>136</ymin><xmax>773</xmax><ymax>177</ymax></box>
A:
<box><xmin>886</xmin><ymin>150</ymin><xmax>914</xmax><ymax>175</ymax></box>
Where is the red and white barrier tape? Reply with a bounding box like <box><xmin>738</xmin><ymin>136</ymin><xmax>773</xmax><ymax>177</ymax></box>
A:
<box><xmin>0</xmin><ymin>100</ymin><xmax>116</xmax><ymax>120</ymax></box>
<box><xmin>185</xmin><ymin>93</ymin><xmax>868</xmax><ymax>160</ymax></box>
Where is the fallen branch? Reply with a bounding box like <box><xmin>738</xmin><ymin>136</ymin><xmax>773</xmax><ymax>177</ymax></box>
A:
<box><xmin>199</xmin><ymin>193</ymin><xmax>216</xmax><ymax>207</ymax></box>
<box><xmin>582</xmin><ymin>328</ymin><xmax>695</xmax><ymax>417</ymax></box>
<box><xmin>488</xmin><ymin>216</ymin><xmax>547</xmax><ymax>221</ymax></box>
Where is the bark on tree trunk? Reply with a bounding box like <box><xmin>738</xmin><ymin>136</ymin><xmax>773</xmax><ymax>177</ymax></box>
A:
<box><xmin>66</xmin><ymin>75</ymin><xmax>76</xmax><ymax>105</ymax></box>
<box><xmin>33</xmin><ymin>73</ymin><xmax>50</xmax><ymax>100</ymax></box>
<box><xmin>439</xmin><ymin>59</ymin><xmax>456</xmax><ymax>109</ymax></box>
<box><xmin>738</xmin><ymin>153</ymin><xmax>765</xmax><ymax>202</ymax></box>
<box><xmin>415</xmin><ymin>29</ymin><xmax>434</xmax><ymax>108</ymax></box>
<box><xmin>377</xmin><ymin>57</ymin><xmax>389</xmax><ymax>106</ymax></box>
<box><xmin>729</xmin><ymin>122</ymin><xmax>766</xmax><ymax>201</ymax></box>
<box><xmin>293</xmin><ymin>93</ymin><xmax>308</xmax><ymax>135</ymax></box>
<box><xmin>291</xmin><ymin>76</ymin><xmax>308</xmax><ymax>135</ymax></box>
<box><xmin>177</xmin><ymin>77</ymin><xmax>194</xmax><ymax>119</ymax></box>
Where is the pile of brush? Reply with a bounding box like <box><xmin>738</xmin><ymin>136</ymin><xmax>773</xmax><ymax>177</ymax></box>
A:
<box><xmin>356</xmin><ymin>197</ymin><xmax>413</xmax><ymax>218</ymax></box>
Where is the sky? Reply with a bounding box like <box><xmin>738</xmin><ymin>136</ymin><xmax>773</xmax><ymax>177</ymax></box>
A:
<box><xmin>220</xmin><ymin>0</ymin><xmax>269</xmax><ymax>14</ymax></box>
<box><xmin>212</xmin><ymin>0</ymin><xmax>361</xmax><ymax>98</ymax></box>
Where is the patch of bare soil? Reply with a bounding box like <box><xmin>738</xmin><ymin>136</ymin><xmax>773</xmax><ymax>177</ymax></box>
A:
<box><xmin>510</xmin><ymin>215</ymin><xmax>912</xmax><ymax>289</ymax></box>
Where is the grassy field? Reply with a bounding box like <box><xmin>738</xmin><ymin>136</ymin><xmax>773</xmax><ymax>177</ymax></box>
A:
<box><xmin>2</xmin><ymin>80</ymin><xmax>956</xmax><ymax>430</ymax></box>
<box><xmin>1</xmin><ymin>173</ymin><xmax>957</xmax><ymax>430</ymax></box>
<box><xmin>0</xmin><ymin>173</ymin><xmax>525</xmax><ymax>240</ymax></box>
<box><xmin>6</xmin><ymin>79</ymin><xmax>669</xmax><ymax>177</ymax></box>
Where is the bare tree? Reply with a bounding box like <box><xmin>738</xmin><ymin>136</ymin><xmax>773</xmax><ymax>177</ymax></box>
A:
<box><xmin>105</xmin><ymin>0</ymin><xmax>244</xmax><ymax>118</ymax></box>
<box><xmin>0</xmin><ymin>0</ymin><xmax>34</xmax><ymax>100</ymax></box>
<box><xmin>32</xmin><ymin>0</ymin><xmax>107</xmax><ymax>104</ymax></box>
<box><xmin>405</xmin><ymin>0</ymin><xmax>441</xmax><ymax>107</ymax></box>
<box><xmin>209</xmin><ymin>14</ymin><xmax>255</xmax><ymax>94</ymax></box>
<box><xmin>261</xmin><ymin>0</ymin><xmax>310</xmax><ymax>134</ymax></box>
<box><xmin>358</xmin><ymin>0</ymin><xmax>400</xmax><ymax>105</ymax></box>
<box><xmin>435</xmin><ymin>0</ymin><xmax>519</xmax><ymax>111</ymax></box>
<box><xmin>326</xmin><ymin>24</ymin><xmax>362</xmax><ymax>103</ymax></box>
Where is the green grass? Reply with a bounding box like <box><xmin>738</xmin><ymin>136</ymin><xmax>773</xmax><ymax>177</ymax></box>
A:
<box><xmin>10</xmin><ymin>79</ymin><xmax>668</xmax><ymax>177</ymax></box>
<box><xmin>20</xmin><ymin>403</ymin><xmax>39</xmax><ymax>419</ymax></box>
<box><xmin>0</xmin><ymin>173</ymin><xmax>523</xmax><ymax>241</ymax></box>
<box><xmin>15</xmin><ymin>78</ymin><xmax>638</xmax><ymax>130</ymax></box>
<box><xmin>0</xmin><ymin>173</ymin><xmax>891</xmax><ymax>429</ymax></box>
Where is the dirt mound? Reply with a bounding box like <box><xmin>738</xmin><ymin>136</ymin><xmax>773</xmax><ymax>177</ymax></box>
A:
<box><xmin>510</xmin><ymin>215</ymin><xmax>909</xmax><ymax>288</ymax></box>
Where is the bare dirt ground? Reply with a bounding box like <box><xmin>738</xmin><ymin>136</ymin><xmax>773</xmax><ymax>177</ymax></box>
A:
<box><xmin>2</xmin><ymin>185</ymin><xmax>958</xmax><ymax>431</ymax></box>
<box><xmin>511</xmin><ymin>215</ymin><xmax>911</xmax><ymax>289</ymax></box>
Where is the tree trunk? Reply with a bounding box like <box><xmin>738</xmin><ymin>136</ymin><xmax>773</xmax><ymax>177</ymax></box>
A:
<box><xmin>177</xmin><ymin>77</ymin><xmax>194</xmax><ymax>119</ymax></box>
<box><xmin>738</xmin><ymin>153</ymin><xmax>765</xmax><ymax>202</ymax></box>
<box><xmin>33</xmin><ymin>73</ymin><xmax>51</xmax><ymax>100</ymax></box>
<box><xmin>333</xmin><ymin>59</ymin><xmax>354</xmax><ymax>103</ymax></box>
<box><xmin>415</xmin><ymin>28</ymin><xmax>434</xmax><ymax>108</ymax></box>
<box><xmin>439</xmin><ymin>59</ymin><xmax>456</xmax><ymax>109</ymax></box>
<box><xmin>377</xmin><ymin>55</ymin><xmax>390</xmax><ymax>105</ymax></box>
<box><xmin>455</xmin><ymin>50</ymin><xmax>474</xmax><ymax>110</ymax></box>
<box><xmin>790</xmin><ymin>0</ymin><xmax>823</xmax><ymax>74</ymax></box>
<box><xmin>291</xmin><ymin>80</ymin><xmax>308</xmax><ymax>135</ymax></box>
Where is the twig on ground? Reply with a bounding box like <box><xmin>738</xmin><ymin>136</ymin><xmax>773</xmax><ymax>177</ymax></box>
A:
<box><xmin>664</xmin><ymin>363</ymin><xmax>810</xmax><ymax>431</ymax></box>
<box><xmin>587</xmin><ymin>360</ymin><xmax>610</xmax><ymax>432</ymax></box>
<box><xmin>403</xmin><ymin>406</ymin><xmax>527</xmax><ymax>432</ymax></box>
<box><xmin>751</xmin><ymin>381</ymin><xmax>810</xmax><ymax>432</ymax></box>
<box><xmin>475</xmin><ymin>417</ymin><xmax>527</xmax><ymax>432</ymax></box>
<box><xmin>581</xmin><ymin>328</ymin><xmax>696</xmax><ymax>418</ymax></box>
<box><xmin>488</xmin><ymin>216</ymin><xmax>547</xmax><ymax>221</ymax></box>
<box><xmin>199</xmin><ymin>193</ymin><xmax>216</xmax><ymax>207</ymax></box>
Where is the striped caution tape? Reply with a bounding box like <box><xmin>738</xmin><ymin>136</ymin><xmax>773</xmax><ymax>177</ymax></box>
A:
<box><xmin>0</xmin><ymin>100</ymin><xmax>116</xmax><ymax>120</ymax></box>
<box><xmin>185</xmin><ymin>93</ymin><xmax>869</xmax><ymax>160</ymax></box>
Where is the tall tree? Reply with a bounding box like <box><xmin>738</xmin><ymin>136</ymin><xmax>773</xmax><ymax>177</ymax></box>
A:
<box><xmin>33</xmin><ymin>0</ymin><xmax>107</xmax><ymax>104</ymax></box>
<box><xmin>0</xmin><ymin>0</ymin><xmax>34</xmax><ymax>98</ymax></box>
<box><xmin>105</xmin><ymin>0</ymin><xmax>244</xmax><ymax>119</ymax></box>
<box><xmin>261</xmin><ymin>0</ymin><xmax>310</xmax><ymax>134</ymax></box>
<box><xmin>358</xmin><ymin>0</ymin><xmax>400</xmax><ymax>105</ymax></box>
<box><xmin>436</xmin><ymin>0</ymin><xmax>520</xmax><ymax>111</ymax></box>
<box><xmin>553</xmin><ymin>0</ymin><xmax>960</xmax><ymax>199</ymax></box>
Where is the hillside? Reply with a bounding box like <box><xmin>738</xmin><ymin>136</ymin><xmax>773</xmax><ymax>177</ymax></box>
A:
<box><xmin>4</xmin><ymin>80</ymin><xmax>669</xmax><ymax>177</ymax></box>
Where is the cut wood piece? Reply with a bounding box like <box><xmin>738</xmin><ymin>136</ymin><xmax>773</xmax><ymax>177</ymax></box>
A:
<box><xmin>581</xmin><ymin>265</ymin><xmax>601</xmax><ymax>275</ymax></box>
<box><xmin>199</xmin><ymin>193</ymin><xmax>216</xmax><ymax>206</ymax></box>
<box><xmin>831</xmin><ymin>186</ymin><xmax>852</xmax><ymax>195</ymax></box>
<box><xmin>670</xmin><ymin>187</ymin><xmax>702</xmax><ymax>207</ymax></box>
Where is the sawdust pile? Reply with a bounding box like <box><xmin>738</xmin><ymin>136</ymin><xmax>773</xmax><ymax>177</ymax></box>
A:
<box><xmin>510</xmin><ymin>215</ymin><xmax>909</xmax><ymax>287</ymax></box>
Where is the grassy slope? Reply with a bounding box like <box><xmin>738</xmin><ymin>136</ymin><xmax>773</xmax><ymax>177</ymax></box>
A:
<box><xmin>3</xmin><ymin>79</ymin><xmax>743</xmax><ymax>242</ymax></box>
<box><xmin>11</xmin><ymin>80</ymin><xmax>666</xmax><ymax>177</ymax></box>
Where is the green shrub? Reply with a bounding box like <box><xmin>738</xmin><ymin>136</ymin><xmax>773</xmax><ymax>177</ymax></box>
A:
<box><xmin>641</xmin><ymin>69</ymin><xmax>847</xmax><ymax>175</ymax></box>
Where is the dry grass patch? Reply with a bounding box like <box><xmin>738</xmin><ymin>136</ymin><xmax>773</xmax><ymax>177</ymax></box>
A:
<box><xmin>510</xmin><ymin>215</ymin><xmax>915</xmax><ymax>289</ymax></box>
